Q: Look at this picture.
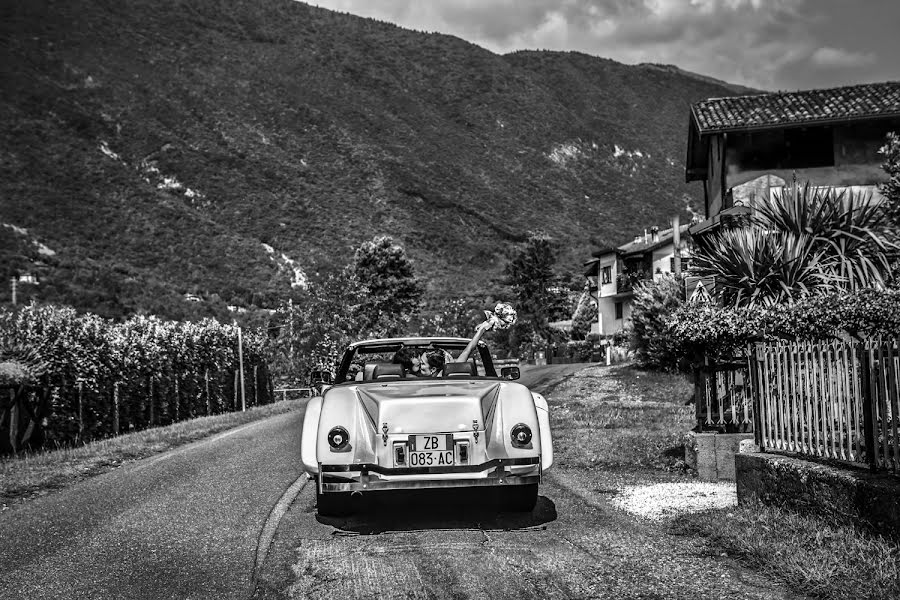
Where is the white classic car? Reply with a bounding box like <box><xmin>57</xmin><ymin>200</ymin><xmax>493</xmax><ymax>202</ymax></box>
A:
<box><xmin>301</xmin><ymin>336</ymin><xmax>553</xmax><ymax>516</ymax></box>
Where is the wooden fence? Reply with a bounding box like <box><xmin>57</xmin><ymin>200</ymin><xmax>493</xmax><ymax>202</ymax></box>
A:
<box><xmin>750</xmin><ymin>338</ymin><xmax>899</xmax><ymax>473</ymax></box>
<box><xmin>694</xmin><ymin>357</ymin><xmax>753</xmax><ymax>433</ymax></box>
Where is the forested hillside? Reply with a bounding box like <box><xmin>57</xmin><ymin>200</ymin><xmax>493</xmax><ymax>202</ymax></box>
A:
<box><xmin>0</xmin><ymin>0</ymin><xmax>743</xmax><ymax>320</ymax></box>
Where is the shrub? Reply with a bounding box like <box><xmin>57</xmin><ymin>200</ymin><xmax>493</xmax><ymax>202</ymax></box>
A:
<box><xmin>667</xmin><ymin>287</ymin><xmax>900</xmax><ymax>362</ymax></box>
<box><xmin>629</xmin><ymin>276</ymin><xmax>684</xmax><ymax>370</ymax></box>
<box><xmin>564</xmin><ymin>340</ymin><xmax>593</xmax><ymax>361</ymax></box>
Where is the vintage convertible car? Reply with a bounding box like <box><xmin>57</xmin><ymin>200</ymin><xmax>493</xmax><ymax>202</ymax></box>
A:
<box><xmin>300</xmin><ymin>336</ymin><xmax>553</xmax><ymax>516</ymax></box>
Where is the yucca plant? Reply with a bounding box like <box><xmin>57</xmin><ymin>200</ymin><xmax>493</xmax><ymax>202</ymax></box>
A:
<box><xmin>692</xmin><ymin>182</ymin><xmax>896</xmax><ymax>307</ymax></box>
<box><xmin>0</xmin><ymin>338</ymin><xmax>49</xmax><ymax>386</ymax></box>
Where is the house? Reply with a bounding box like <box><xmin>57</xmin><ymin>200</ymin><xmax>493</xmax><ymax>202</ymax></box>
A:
<box><xmin>583</xmin><ymin>223</ymin><xmax>691</xmax><ymax>336</ymax></box>
<box><xmin>685</xmin><ymin>81</ymin><xmax>900</xmax><ymax>238</ymax></box>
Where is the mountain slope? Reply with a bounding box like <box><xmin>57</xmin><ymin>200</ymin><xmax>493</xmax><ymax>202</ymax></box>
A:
<box><xmin>0</xmin><ymin>0</ymin><xmax>741</xmax><ymax>319</ymax></box>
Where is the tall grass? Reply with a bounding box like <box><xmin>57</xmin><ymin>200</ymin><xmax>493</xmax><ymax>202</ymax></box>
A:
<box><xmin>671</xmin><ymin>499</ymin><xmax>900</xmax><ymax>600</ymax></box>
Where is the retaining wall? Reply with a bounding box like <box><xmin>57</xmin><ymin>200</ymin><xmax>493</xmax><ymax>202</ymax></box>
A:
<box><xmin>736</xmin><ymin>451</ymin><xmax>900</xmax><ymax>538</ymax></box>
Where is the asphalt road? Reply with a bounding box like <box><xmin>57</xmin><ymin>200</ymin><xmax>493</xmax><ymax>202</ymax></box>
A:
<box><xmin>0</xmin><ymin>411</ymin><xmax>308</xmax><ymax>600</ymax></box>
<box><xmin>0</xmin><ymin>364</ymin><xmax>799</xmax><ymax>600</ymax></box>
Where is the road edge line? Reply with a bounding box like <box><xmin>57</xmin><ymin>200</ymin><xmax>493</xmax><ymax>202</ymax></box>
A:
<box><xmin>251</xmin><ymin>473</ymin><xmax>310</xmax><ymax>591</ymax></box>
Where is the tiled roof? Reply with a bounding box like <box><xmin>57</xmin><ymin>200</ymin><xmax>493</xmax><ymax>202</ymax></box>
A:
<box><xmin>590</xmin><ymin>224</ymin><xmax>690</xmax><ymax>258</ymax></box>
<box><xmin>618</xmin><ymin>224</ymin><xmax>690</xmax><ymax>256</ymax></box>
<box><xmin>692</xmin><ymin>81</ymin><xmax>900</xmax><ymax>133</ymax></box>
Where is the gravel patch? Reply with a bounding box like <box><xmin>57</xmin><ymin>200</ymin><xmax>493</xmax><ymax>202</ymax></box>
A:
<box><xmin>611</xmin><ymin>481</ymin><xmax>737</xmax><ymax>521</ymax></box>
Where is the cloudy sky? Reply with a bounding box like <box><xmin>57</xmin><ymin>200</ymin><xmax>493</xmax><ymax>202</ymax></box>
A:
<box><xmin>311</xmin><ymin>0</ymin><xmax>899</xmax><ymax>91</ymax></box>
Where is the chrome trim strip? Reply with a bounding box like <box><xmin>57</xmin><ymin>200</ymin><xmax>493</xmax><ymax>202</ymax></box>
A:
<box><xmin>321</xmin><ymin>474</ymin><xmax>540</xmax><ymax>493</ymax></box>
<box><xmin>320</xmin><ymin>456</ymin><xmax>539</xmax><ymax>476</ymax></box>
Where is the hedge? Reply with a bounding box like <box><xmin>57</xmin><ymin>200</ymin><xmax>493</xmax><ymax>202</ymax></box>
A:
<box><xmin>668</xmin><ymin>288</ymin><xmax>900</xmax><ymax>362</ymax></box>
<box><xmin>0</xmin><ymin>304</ymin><xmax>272</xmax><ymax>449</ymax></box>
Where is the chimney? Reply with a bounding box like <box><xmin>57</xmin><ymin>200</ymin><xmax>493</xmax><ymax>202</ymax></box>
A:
<box><xmin>650</xmin><ymin>226</ymin><xmax>660</xmax><ymax>243</ymax></box>
<box><xmin>644</xmin><ymin>228</ymin><xmax>649</xmax><ymax>243</ymax></box>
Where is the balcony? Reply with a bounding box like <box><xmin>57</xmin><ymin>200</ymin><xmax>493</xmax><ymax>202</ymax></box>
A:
<box><xmin>615</xmin><ymin>270</ymin><xmax>650</xmax><ymax>293</ymax></box>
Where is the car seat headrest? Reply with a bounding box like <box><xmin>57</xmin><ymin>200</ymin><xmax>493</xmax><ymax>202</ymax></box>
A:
<box><xmin>372</xmin><ymin>363</ymin><xmax>405</xmax><ymax>380</ymax></box>
<box><xmin>443</xmin><ymin>362</ymin><xmax>475</xmax><ymax>377</ymax></box>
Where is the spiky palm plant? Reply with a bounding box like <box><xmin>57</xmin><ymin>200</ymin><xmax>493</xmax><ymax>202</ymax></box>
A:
<box><xmin>693</xmin><ymin>182</ymin><xmax>896</xmax><ymax>307</ymax></box>
<box><xmin>0</xmin><ymin>339</ymin><xmax>49</xmax><ymax>386</ymax></box>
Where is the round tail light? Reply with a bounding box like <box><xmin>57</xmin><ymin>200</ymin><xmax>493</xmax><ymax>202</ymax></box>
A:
<box><xmin>327</xmin><ymin>426</ymin><xmax>349</xmax><ymax>450</ymax></box>
<box><xmin>510</xmin><ymin>423</ymin><xmax>532</xmax><ymax>447</ymax></box>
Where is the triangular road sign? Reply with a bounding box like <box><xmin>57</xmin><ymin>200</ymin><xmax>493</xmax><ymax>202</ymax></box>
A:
<box><xmin>689</xmin><ymin>279</ymin><xmax>712</xmax><ymax>303</ymax></box>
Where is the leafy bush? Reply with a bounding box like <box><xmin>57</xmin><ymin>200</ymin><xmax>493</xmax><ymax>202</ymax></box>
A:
<box><xmin>667</xmin><ymin>288</ymin><xmax>900</xmax><ymax>361</ymax></box>
<box><xmin>564</xmin><ymin>340</ymin><xmax>594</xmax><ymax>361</ymax></box>
<box><xmin>629</xmin><ymin>276</ymin><xmax>684</xmax><ymax>370</ymax></box>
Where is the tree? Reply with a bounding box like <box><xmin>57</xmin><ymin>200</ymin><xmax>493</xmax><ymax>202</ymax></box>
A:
<box><xmin>880</xmin><ymin>131</ymin><xmax>900</xmax><ymax>232</ymax></box>
<box><xmin>629</xmin><ymin>276</ymin><xmax>684</xmax><ymax>370</ymax></box>
<box><xmin>347</xmin><ymin>235</ymin><xmax>424</xmax><ymax>336</ymax></box>
<box><xmin>419</xmin><ymin>298</ymin><xmax>482</xmax><ymax>337</ymax></box>
<box><xmin>270</xmin><ymin>270</ymin><xmax>366</xmax><ymax>380</ymax></box>
<box><xmin>504</xmin><ymin>233</ymin><xmax>560</xmax><ymax>341</ymax></box>
<box><xmin>570</xmin><ymin>288</ymin><xmax>596</xmax><ymax>340</ymax></box>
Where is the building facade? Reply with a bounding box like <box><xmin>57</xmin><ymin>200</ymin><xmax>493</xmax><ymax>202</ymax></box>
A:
<box><xmin>684</xmin><ymin>81</ymin><xmax>900</xmax><ymax>238</ymax></box>
<box><xmin>584</xmin><ymin>224</ymin><xmax>690</xmax><ymax>336</ymax></box>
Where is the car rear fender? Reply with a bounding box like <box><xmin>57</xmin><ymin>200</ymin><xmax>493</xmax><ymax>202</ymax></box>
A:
<box><xmin>533</xmin><ymin>392</ymin><xmax>553</xmax><ymax>471</ymax></box>
<box><xmin>301</xmin><ymin>395</ymin><xmax>323</xmax><ymax>475</ymax></box>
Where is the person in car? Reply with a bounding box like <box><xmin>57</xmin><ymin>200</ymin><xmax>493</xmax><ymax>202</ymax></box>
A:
<box><xmin>421</xmin><ymin>350</ymin><xmax>447</xmax><ymax>377</ymax></box>
<box><xmin>392</xmin><ymin>347</ymin><xmax>423</xmax><ymax>377</ymax></box>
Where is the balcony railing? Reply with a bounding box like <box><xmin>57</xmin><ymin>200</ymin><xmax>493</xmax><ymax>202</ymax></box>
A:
<box><xmin>616</xmin><ymin>271</ymin><xmax>649</xmax><ymax>293</ymax></box>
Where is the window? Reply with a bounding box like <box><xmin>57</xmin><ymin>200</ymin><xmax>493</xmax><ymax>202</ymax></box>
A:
<box><xmin>601</xmin><ymin>266</ymin><xmax>611</xmax><ymax>285</ymax></box>
<box><xmin>615</xmin><ymin>302</ymin><xmax>623</xmax><ymax>320</ymax></box>
<box><xmin>784</xmin><ymin>126</ymin><xmax>834</xmax><ymax>169</ymax></box>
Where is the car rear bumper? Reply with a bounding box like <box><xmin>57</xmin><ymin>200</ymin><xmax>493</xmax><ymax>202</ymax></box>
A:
<box><xmin>318</xmin><ymin>456</ymin><xmax>540</xmax><ymax>493</ymax></box>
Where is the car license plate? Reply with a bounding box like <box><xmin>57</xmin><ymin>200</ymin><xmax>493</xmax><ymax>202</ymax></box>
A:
<box><xmin>408</xmin><ymin>434</ymin><xmax>454</xmax><ymax>467</ymax></box>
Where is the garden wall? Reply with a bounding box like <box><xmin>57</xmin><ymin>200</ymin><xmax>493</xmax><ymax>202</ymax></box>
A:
<box><xmin>736</xmin><ymin>451</ymin><xmax>900</xmax><ymax>539</ymax></box>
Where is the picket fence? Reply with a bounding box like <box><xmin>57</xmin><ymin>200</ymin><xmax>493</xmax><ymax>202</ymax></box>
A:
<box><xmin>749</xmin><ymin>338</ymin><xmax>900</xmax><ymax>473</ymax></box>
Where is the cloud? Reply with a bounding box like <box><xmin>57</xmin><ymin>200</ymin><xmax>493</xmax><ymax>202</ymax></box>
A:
<box><xmin>309</xmin><ymin>0</ymin><xmax>898</xmax><ymax>90</ymax></box>
<box><xmin>810</xmin><ymin>47</ymin><xmax>876</xmax><ymax>69</ymax></box>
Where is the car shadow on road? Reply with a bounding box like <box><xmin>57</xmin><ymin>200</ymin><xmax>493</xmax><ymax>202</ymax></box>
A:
<box><xmin>317</xmin><ymin>489</ymin><xmax>558</xmax><ymax>535</ymax></box>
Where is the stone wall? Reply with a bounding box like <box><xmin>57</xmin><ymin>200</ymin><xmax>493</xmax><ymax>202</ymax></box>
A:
<box><xmin>736</xmin><ymin>452</ymin><xmax>900</xmax><ymax>538</ymax></box>
<box><xmin>685</xmin><ymin>432</ymin><xmax>754</xmax><ymax>481</ymax></box>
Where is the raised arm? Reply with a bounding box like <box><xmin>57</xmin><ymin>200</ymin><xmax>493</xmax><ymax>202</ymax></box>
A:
<box><xmin>456</xmin><ymin>303</ymin><xmax>518</xmax><ymax>363</ymax></box>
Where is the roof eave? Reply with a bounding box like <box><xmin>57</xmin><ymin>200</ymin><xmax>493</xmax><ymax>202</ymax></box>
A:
<box><xmin>695</xmin><ymin>110</ymin><xmax>900</xmax><ymax>137</ymax></box>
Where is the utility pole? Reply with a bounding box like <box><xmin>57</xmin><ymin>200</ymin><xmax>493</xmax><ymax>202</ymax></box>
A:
<box><xmin>10</xmin><ymin>277</ymin><xmax>16</xmax><ymax>305</ymax></box>
<box><xmin>288</xmin><ymin>298</ymin><xmax>294</xmax><ymax>368</ymax></box>
<box><xmin>672</xmin><ymin>215</ymin><xmax>682</xmax><ymax>276</ymax></box>
<box><xmin>237</xmin><ymin>325</ymin><xmax>246</xmax><ymax>411</ymax></box>
<box><xmin>597</xmin><ymin>278</ymin><xmax>602</xmax><ymax>337</ymax></box>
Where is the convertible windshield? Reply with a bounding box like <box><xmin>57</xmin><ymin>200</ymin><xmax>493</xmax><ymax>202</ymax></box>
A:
<box><xmin>337</xmin><ymin>341</ymin><xmax>495</xmax><ymax>382</ymax></box>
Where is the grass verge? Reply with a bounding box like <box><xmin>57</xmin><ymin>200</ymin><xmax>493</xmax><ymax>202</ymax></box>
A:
<box><xmin>550</xmin><ymin>363</ymin><xmax>694</xmax><ymax>471</ymax></box>
<box><xmin>1</xmin><ymin>400</ymin><xmax>303</xmax><ymax>506</ymax></box>
<box><xmin>670</xmin><ymin>499</ymin><xmax>900</xmax><ymax>600</ymax></box>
